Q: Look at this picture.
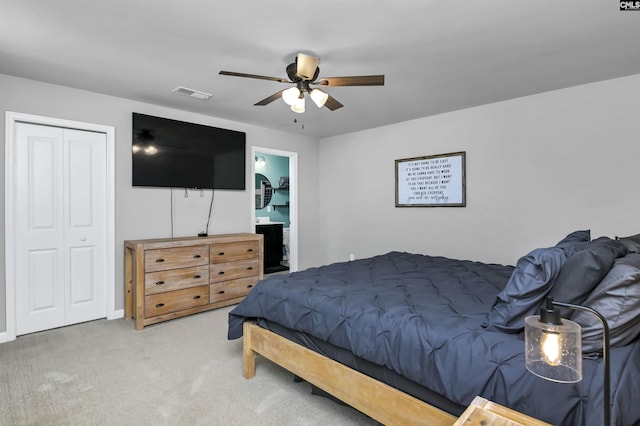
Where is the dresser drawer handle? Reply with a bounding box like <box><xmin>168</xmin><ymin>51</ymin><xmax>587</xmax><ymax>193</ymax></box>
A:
<box><xmin>155</xmin><ymin>303</ymin><xmax>165</xmax><ymax>308</ymax></box>
<box><xmin>193</xmin><ymin>295</ymin><xmax>201</xmax><ymax>300</ymax></box>
<box><xmin>155</xmin><ymin>281</ymin><xmax>165</xmax><ymax>286</ymax></box>
<box><xmin>218</xmin><ymin>252</ymin><xmax>225</xmax><ymax>256</ymax></box>
<box><xmin>155</xmin><ymin>258</ymin><xmax>165</xmax><ymax>263</ymax></box>
<box><xmin>217</xmin><ymin>290</ymin><xmax>225</xmax><ymax>295</ymax></box>
<box><xmin>247</xmin><ymin>248</ymin><xmax>253</xmax><ymax>252</ymax></box>
<box><xmin>193</xmin><ymin>274</ymin><xmax>201</xmax><ymax>279</ymax></box>
<box><xmin>193</xmin><ymin>254</ymin><xmax>201</xmax><ymax>259</ymax></box>
<box><xmin>246</xmin><ymin>266</ymin><xmax>253</xmax><ymax>271</ymax></box>
<box><xmin>217</xmin><ymin>271</ymin><xmax>225</xmax><ymax>275</ymax></box>
<box><xmin>247</xmin><ymin>284</ymin><xmax>253</xmax><ymax>289</ymax></box>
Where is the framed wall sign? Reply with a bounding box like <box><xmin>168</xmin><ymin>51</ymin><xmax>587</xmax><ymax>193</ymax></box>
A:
<box><xmin>395</xmin><ymin>151</ymin><xmax>466</xmax><ymax>207</ymax></box>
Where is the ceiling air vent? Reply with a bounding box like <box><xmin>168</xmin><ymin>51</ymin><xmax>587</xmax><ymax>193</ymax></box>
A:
<box><xmin>172</xmin><ymin>86</ymin><xmax>212</xmax><ymax>100</ymax></box>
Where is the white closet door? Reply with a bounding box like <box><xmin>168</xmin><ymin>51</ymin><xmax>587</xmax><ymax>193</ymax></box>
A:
<box><xmin>63</xmin><ymin>128</ymin><xmax>107</xmax><ymax>325</ymax></box>
<box><xmin>14</xmin><ymin>123</ymin><xmax>107</xmax><ymax>335</ymax></box>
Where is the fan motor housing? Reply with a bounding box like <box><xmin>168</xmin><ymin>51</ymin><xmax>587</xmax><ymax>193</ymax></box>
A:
<box><xmin>287</xmin><ymin>61</ymin><xmax>320</xmax><ymax>82</ymax></box>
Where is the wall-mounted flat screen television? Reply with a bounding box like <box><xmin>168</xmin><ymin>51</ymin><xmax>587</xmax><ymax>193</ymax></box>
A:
<box><xmin>132</xmin><ymin>113</ymin><xmax>246</xmax><ymax>190</ymax></box>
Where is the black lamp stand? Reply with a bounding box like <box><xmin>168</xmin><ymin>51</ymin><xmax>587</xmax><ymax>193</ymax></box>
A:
<box><xmin>549</xmin><ymin>299</ymin><xmax>611</xmax><ymax>426</ymax></box>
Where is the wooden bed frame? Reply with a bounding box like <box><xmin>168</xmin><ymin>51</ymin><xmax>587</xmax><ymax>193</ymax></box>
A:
<box><xmin>242</xmin><ymin>321</ymin><xmax>456</xmax><ymax>425</ymax></box>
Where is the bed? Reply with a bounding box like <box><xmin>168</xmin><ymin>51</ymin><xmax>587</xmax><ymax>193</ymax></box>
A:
<box><xmin>228</xmin><ymin>231</ymin><xmax>640</xmax><ymax>425</ymax></box>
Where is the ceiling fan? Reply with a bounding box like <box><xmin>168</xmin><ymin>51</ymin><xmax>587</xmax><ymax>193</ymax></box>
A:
<box><xmin>219</xmin><ymin>53</ymin><xmax>384</xmax><ymax>113</ymax></box>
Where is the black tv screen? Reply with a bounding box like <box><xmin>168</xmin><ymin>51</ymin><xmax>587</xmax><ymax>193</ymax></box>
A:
<box><xmin>132</xmin><ymin>113</ymin><xmax>246</xmax><ymax>190</ymax></box>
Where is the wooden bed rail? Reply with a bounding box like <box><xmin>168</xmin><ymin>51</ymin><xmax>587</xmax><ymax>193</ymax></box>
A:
<box><xmin>242</xmin><ymin>321</ymin><xmax>456</xmax><ymax>425</ymax></box>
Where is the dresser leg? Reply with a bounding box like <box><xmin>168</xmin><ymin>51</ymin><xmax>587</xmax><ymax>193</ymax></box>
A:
<box><xmin>124</xmin><ymin>246</ymin><xmax>133</xmax><ymax>320</ymax></box>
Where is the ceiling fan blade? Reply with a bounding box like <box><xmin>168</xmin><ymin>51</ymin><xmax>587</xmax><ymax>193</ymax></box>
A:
<box><xmin>315</xmin><ymin>75</ymin><xmax>384</xmax><ymax>87</ymax></box>
<box><xmin>254</xmin><ymin>90</ymin><xmax>285</xmax><ymax>106</ymax></box>
<box><xmin>219</xmin><ymin>71</ymin><xmax>290</xmax><ymax>83</ymax></box>
<box><xmin>323</xmin><ymin>94</ymin><xmax>344</xmax><ymax>111</ymax></box>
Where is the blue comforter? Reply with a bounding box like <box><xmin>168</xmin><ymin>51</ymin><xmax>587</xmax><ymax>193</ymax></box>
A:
<box><xmin>228</xmin><ymin>252</ymin><xmax>640</xmax><ymax>425</ymax></box>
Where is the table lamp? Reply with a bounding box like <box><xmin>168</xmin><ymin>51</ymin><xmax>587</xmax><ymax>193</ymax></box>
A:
<box><xmin>524</xmin><ymin>297</ymin><xmax>611</xmax><ymax>426</ymax></box>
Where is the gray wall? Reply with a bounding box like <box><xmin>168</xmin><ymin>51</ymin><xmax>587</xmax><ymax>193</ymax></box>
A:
<box><xmin>318</xmin><ymin>74</ymin><xmax>640</xmax><ymax>266</ymax></box>
<box><xmin>0</xmin><ymin>74</ymin><xmax>320</xmax><ymax>334</ymax></box>
<box><xmin>3</xmin><ymin>72</ymin><xmax>640</xmax><ymax>336</ymax></box>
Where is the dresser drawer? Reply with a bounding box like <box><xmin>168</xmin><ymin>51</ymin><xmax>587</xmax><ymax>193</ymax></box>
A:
<box><xmin>210</xmin><ymin>276</ymin><xmax>258</xmax><ymax>303</ymax></box>
<box><xmin>145</xmin><ymin>285</ymin><xmax>209</xmax><ymax>317</ymax></box>
<box><xmin>210</xmin><ymin>240</ymin><xmax>259</xmax><ymax>263</ymax></box>
<box><xmin>210</xmin><ymin>259</ymin><xmax>260</xmax><ymax>283</ymax></box>
<box><xmin>144</xmin><ymin>265</ymin><xmax>210</xmax><ymax>295</ymax></box>
<box><xmin>145</xmin><ymin>245</ymin><xmax>209</xmax><ymax>272</ymax></box>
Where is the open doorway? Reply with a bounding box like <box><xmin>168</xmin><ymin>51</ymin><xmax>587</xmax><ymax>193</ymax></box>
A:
<box><xmin>252</xmin><ymin>147</ymin><xmax>298</xmax><ymax>274</ymax></box>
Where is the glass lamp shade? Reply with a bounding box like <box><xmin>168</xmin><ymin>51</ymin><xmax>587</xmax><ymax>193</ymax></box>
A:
<box><xmin>282</xmin><ymin>87</ymin><xmax>301</xmax><ymax>106</ymax></box>
<box><xmin>296</xmin><ymin>53</ymin><xmax>320</xmax><ymax>80</ymax></box>
<box><xmin>309</xmin><ymin>88</ymin><xmax>329</xmax><ymax>108</ymax></box>
<box><xmin>524</xmin><ymin>316</ymin><xmax>582</xmax><ymax>383</ymax></box>
<box><xmin>290</xmin><ymin>96</ymin><xmax>305</xmax><ymax>113</ymax></box>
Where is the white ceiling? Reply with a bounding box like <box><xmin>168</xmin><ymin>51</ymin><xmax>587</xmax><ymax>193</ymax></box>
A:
<box><xmin>1</xmin><ymin>1</ymin><xmax>639</xmax><ymax>138</ymax></box>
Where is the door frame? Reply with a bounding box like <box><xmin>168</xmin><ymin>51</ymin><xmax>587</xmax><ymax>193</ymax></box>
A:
<box><xmin>251</xmin><ymin>147</ymin><xmax>298</xmax><ymax>272</ymax></box>
<box><xmin>3</xmin><ymin>111</ymin><xmax>116</xmax><ymax>343</ymax></box>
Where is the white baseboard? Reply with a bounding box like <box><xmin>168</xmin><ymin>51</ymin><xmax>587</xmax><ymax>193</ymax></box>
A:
<box><xmin>108</xmin><ymin>309</ymin><xmax>124</xmax><ymax>320</ymax></box>
<box><xmin>0</xmin><ymin>331</ymin><xmax>12</xmax><ymax>344</ymax></box>
<box><xmin>0</xmin><ymin>310</ymin><xmax>124</xmax><ymax>345</ymax></box>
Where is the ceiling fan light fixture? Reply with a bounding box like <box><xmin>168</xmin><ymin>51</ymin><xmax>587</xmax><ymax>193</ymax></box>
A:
<box><xmin>310</xmin><ymin>88</ymin><xmax>329</xmax><ymax>108</ymax></box>
<box><xmin>290</xmin><ymin>96</ymin><xmax>305</xmax><ymax>113</ymax></box>
<box><xmin>219</xmin><ymin>54</ymin><xmax>384</xmax><ymax>113</ymax></box>
<box><xmin>296</xmin><ymin>53</ymin><xmax>320</xmax><ymax>80</ymax></box>
<box><xmin>282</xmin><ymin>87</ymin><xmax>300</xmax><ymax>106</ymax></box>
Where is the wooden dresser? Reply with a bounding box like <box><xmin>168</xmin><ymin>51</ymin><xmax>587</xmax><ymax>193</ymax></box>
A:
<box><xmin>124</xmin><ymin>233</ymin><xmax>263</xmax><ymax>329</ymax></box>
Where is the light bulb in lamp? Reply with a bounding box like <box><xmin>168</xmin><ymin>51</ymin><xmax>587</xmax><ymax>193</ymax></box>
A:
<box><xmin>541</xmin><ymin>332</ymin><xmax>561</xmax><ymax>366</ymax></box>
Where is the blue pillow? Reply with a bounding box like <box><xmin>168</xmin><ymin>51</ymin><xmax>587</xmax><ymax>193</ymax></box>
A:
<box><xmin>547</xmin><ymin>237</ymin><xmax>627</xmax><ymax>316</ymax></box>
<box><xmin>572</xmin><ymin>253</ymin><xmax>640</xmax><ymax>353</ymax></box>
<box><xmin>554</xmin><ymin>229</ymin><xmax>591</xmax><ymax>256</ymax></box>
<box><xmin>617</xmin><ymin>233</ymin><xmax>640</xmax><ymax>253</ymax></box>
<box><xmin>484</xmin><ymin>246</ymin><xmax>569</xmax><ymax>332</ymax></box>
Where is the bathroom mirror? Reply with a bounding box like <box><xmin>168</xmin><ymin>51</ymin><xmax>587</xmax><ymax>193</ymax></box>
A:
<box><xmin>255</xmin><ymin>173</ymin><xmax>273</xmax><ymax>209</ymax></box>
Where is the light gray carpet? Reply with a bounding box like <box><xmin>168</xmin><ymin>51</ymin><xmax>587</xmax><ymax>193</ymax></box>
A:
<box><xmin>0</xmin><ymin>306</ymin><xmax>377</xmax><ymax>425</ymax></box>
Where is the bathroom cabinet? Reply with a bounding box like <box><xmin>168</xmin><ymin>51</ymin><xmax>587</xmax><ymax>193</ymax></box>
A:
<box><xmin>255</xmin><ymin>223</ymin><xmax>288</xmax><ymax>274</ymax></box>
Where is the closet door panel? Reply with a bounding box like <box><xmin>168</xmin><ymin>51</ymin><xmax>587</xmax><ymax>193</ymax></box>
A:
<box><xmin>15</xmin><ymin>123</ymin><xmax>65</xmax><ymax>334</ymax></box>
<box><xmin>64</xmin><ymin>129</ymin><xmax>107</xmax><ymax>324</ymax></box>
